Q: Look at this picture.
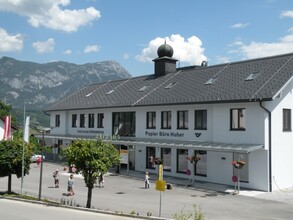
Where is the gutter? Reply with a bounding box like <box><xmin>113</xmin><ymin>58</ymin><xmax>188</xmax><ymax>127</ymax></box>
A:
<box><xmin>259</xmin><ymin>101</ymin><xmax>272</xmax><ymax>192</ymax></box>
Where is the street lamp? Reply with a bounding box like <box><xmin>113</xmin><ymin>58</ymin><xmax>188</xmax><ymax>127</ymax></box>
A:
<box><xmin>38</xmin><ymin>129</ymin><xmax>45</xmax><ymax>200</ymax></box>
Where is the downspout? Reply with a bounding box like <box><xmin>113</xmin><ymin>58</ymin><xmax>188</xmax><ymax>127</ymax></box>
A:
<box><xmin>259</xmin><ymin>101</ymin><xmax>272</xmax><ymax>192</ymax></box>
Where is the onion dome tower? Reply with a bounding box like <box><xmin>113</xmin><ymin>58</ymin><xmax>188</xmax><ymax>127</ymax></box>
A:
<box><xmin>153</xmin><ymin>41</ymin><xmax>178</xmax><ymax>77</ymax></box>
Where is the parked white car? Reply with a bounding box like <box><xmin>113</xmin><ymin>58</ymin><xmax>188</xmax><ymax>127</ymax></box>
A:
<box><xmin>31</xmin><ymin>154</ymin><xmax>45</xmax><ymax>162</ymax></box>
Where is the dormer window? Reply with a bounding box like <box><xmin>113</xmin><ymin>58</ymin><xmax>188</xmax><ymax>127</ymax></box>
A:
<box><xmin>245</xmin><ymin>71</ymin><xmax>259</xmax><ymax>81</ymax></box>
<box><xmin>205</xmin><ymin>77</ymin><xmax>218</xmax><ymax>85</ymax></box>
<box><xmin>85</xmin><ymin>92</ymin><xmax>93</xmax><ymax>97</ymax></box>
<box><xmin>106</xmin><ymin>89</ymin><xmax>114</xmax><ymax>95</ymax></box>
<box><xmin>165</xmin><ymin>82</ymin><xmax>176</xmax><ymax>89</ymax></box>
<box><xmin>139</xmin><ymin>85</ymin><xmax>149</xmax><ymax>92</ymax></box>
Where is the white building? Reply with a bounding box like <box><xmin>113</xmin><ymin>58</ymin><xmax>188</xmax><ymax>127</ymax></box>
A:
<box><xmin>0</xmin><ymin>116</ymin><xmax>17</xmax><ymax>141</ymax></box>
<box><xmin>45</xmin><ymin>43</ymin><xmax>293</xmax><ymax>192</ymax></box>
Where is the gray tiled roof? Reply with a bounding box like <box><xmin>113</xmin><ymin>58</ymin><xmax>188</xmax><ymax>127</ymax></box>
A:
<box><xmin>46</xmin><ymin>53</ymin><xmax>293</xmax><ymax>111</ymax></box>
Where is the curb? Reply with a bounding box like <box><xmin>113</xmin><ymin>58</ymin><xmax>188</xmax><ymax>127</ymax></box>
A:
<box><xmin>0</xmin><ymin>195</ymin><xmax>171</xmax><ymax>220</ymax></box>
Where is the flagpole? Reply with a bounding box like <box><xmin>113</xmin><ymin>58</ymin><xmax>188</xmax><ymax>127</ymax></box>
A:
<box><xmin>21</xmin><ymin>104</ymin><xmax>25</xmax><ymax>195</ymax></box>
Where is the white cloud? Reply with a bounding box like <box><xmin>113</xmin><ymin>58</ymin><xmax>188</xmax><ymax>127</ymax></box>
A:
<box><xmin>0</xmin><ymin>0</ymin><xmax>101</xmax><ymax>32</ymax></box>
<box><xmin>231</xmin><ymin>23</ymin><xmax>249</xmax><ymax>29</ymax></box>
<box><xmin>281</xmin><ymin>10</ymin><xmax>293</xmax><ymax>18</ymax></box>
<box><xmin>0</xmin><ymin>28</ymin><xmax>23</xmax><ymax>52</ymax></box>
<box><xmin>32</xmin><ymin>38</ymin><xmax>55</xmax><ymax>54</ymax></box>
<box><xmin>136</xmin><ymin>34</ymin><xmax>207</xmax><ymax>66</ymax></box>
<box><xmin>84</xmin><ymin>44</ymin><xmax>100</xmax><ymax>53</ymax></box>
<box><xmin>63</xmin><ymin>49</ymin><xmax>72</xmax><ymax>55</ymax></box>
<box><xmin>230</xmin><ymin>33</ymin><xmax>293</xmax><ymax>59</ymax></box>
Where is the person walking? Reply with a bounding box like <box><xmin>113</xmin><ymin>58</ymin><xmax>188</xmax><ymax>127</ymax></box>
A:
<box><xmin>53</xmin><ymin>169</ymin><xmax>59</xmax><ymax>188</ymax></box>
<box><xmin>98</xmin><ymin>172</ymin><xmax>104</xmax><ymax>188</ymax></box>
<box><xmin>67</xmin><ymin>174</ymin><xmax>75</xmax><ymax>196</ymax></box>
<box><xmin>144</xmin><ymin>172</ymin><xmax>150</xmax><ymax>189</ymax></box>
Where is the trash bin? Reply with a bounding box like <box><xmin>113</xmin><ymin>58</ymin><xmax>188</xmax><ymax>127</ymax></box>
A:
<box><xmin>166</xmin><ymin>183</ymin><xmax>172</xmax><ymax>190</ymax></box>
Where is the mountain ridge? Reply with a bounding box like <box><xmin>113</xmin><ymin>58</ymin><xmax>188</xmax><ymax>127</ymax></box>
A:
<box><xmin>0</xmin><ymin>56</ymin><xmax>132</xmax><ymax>111</ymax></box>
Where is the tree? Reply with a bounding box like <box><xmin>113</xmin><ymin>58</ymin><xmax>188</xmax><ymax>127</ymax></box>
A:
<box><xmin>63</xmin><ymin>139</ymin><xmax>120</xmax><ymax>208</ymax></box>
<box><xmin>0</xmin><ymin>138</ymin><xmax>32</xmax><ymax>193</ymax></box>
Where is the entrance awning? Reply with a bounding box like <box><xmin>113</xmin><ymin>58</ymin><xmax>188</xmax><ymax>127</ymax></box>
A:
<box><xmin>39</xmin><ymin>134</ymin><xmax>264</xmax><ymax>153</ymax></box>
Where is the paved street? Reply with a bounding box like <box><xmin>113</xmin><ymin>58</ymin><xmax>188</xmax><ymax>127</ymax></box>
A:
<box><xmin>1</xmin><ymin>162</ymin><xmax>293</xmax><ymax>220</ymax></box>
<box><xmin>0</xmin><ymin>199</ymin><xmax>142</xmax><ymax>220</ymax></box>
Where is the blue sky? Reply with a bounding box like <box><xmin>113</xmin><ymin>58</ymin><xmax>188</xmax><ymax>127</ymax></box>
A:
<box><xmin>0</xmin><ymin>0</ymin><xmax>293</xmax><ymax>76</ymax></box>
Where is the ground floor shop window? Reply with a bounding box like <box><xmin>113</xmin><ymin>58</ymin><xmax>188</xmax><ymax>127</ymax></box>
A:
<box><xmin>146</xmin><ymin>146</ymin><xmax>156</xmax><ymax>169</ymax></box>
<box><xmin>161</xmin><ymin>148</ymin><xmax>171</xmax><ymax>172</ymax></box>
<box><xmin>194</xmin><ymin>150</ymin><xmax>207</xmax><ymax>176</ymax></box>
<box><xmin>233</xmin><ymin>153</ymin><xmax>249</xmax><ymax>182</ymax></box>
<box><xmin>177</xmin><ymin>149</ymin><xmax>188</xmax><ymax>173</ymax></box>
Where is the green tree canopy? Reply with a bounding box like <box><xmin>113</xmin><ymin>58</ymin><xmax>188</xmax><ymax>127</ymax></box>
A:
<box><xmin>0</xmin><ymin>138</ymin><xmax>32</xmax><ymax>193</ymax></box>
<box><xmin>63</xmin><ymin>139</ymin><xmax>120</xmax><ymax>208</ymax></box>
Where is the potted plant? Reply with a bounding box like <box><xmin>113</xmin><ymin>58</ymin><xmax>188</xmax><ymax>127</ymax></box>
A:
<box><xmin>232</xmin><ymin>160</ymin><xmax>245</xmax><ymax>169</ymax></box>
<box><xmin>187</xmin><ymin>156</ymin><xmax>200</xmax><ymax>164</ymax></box>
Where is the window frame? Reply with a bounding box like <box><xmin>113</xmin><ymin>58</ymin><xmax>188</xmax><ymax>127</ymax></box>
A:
<box><xmin>97</xmin><ymin>113</ymin><xmax>104</xmax><ymax>128</ymax></box>
<box><xmin>230</xmin><ymin>108</ymin><xmax>246</xmax><ymax>131</ymax></box>
<box><xmin>88</xmin><ymin>113</ymin><xmax>95</xmax><ymax>128</ymax></box>
<box><xmin>177</xmin><ymin>110</ymin><xmax>188</xmax><ymax>130</ymax></box>
<box><xmin>194</xmin><ymin>150</ymin><xmax>207</xmax><ymax>177</ymax></box>
<box><xmin>161</xmin><ymin>111</ymin><xmax>171</xmax><ymax>129</ymax></box>
<box><xmin>146</xmin><ymin>112</ymin><xmax>156</xmax><ymax>129</ymax></box>
<box><xmin>146</xmin><ymin>146</ymin><xmax>156</xmax><ymax>169</ymax></box>
<box><xmin>176</xmin><ymin>149</ymin><xmax>188</xmax><ymax>174</ymax></box>
<box><xmin>80</xmin><ymin>114</ymin><xmax>86</xmax><ymax>128</ymax></box>
<box><xmin>283</xmin><ymin>109</ymin><xmax>292</xmax><ymax>132</ymax></box>
<box><xmin>55</xmin><ymin>114</ymin><xmax>60</xmax><ymax>127</ymax></box>
<box><xmin>194</xmin><ymin>110</ymin><xmax>207</xmax><ymax>130</ymax></box>
<box><xmin>72</xmin><ymin>114</ymin><xmax>77</xmax><ymax>128</ymax></box>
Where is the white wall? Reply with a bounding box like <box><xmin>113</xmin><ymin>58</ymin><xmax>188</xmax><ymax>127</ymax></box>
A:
<box><xmin>269</xmin><ymin>79</ymin><xmax>293</xmax><ymax>190</ymax></box>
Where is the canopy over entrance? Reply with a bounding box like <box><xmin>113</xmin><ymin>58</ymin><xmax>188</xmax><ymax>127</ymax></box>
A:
<box><xmin>38</xmin><ymin>134</ymin><xmax>264</xmax><ymax>154</ymax></box>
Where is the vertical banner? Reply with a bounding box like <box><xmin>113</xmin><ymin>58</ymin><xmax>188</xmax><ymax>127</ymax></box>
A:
<box><xmin>23</xmin><ymin>115</ymin><xmax>30</xmax><ymax>143</ymax></box>
<box><xmin>4</xmin><ymin>115</ymin><xmax>11</xmax><ymax>140</ymax></box>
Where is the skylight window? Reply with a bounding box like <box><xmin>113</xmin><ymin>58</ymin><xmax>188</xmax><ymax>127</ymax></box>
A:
<box><xmin>205</xmin><ymin>77</ymin><xmax>218</xmax><ymax>85</ymax></box>
<box><xmin>139</xmin><ymin>85</ymin><xmax>149</xmax><ymax>92</ymax></box>
<box><xmin>106</xmin><ymin>89</ymin><xmax>114</xmax><ymax>95</ymax></box>
<box><xmin>165</xmin><ymin>82</ymin><xmax>177</xmax><ymax>89</ymax></box>
<box><xmin>245</xmin><ymin>71</ymin><xmax>259</xmax><ymax>81</ymax></box>
<box><xmin>85</xmin><ymin>92</ymin><xmax>93</xmax><ymax>97</ymax></box>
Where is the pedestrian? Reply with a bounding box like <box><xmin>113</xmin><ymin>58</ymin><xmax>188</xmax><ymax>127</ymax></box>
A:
<box><xmin>36</xmin><ymin>156</ymin><xmax>41</xmax><ymax>167</ymax></box>
<box><xmin>98</xmin><ymin>172</ymin><xmax>104</xmax><ymax>188</ymax></box>
<box><xmin>53</xmin><ymin>169</ymin><xmax>59</xmax><ymax>188</ymax></box>
<box><xmin>67</xmin><ymin>174</ymin><xmax>75</xmax><ymax>196</ymax></box>
<box><xmin>144</xmin><ymin>172</ymin><xmax>150</xmax><ymax>188</ymax></box>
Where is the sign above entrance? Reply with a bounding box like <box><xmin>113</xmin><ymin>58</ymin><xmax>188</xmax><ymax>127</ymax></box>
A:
<box><xmin>145</xmin><ymin>131</ymin><xmax>184</xmax><ymax>138</ymax></box>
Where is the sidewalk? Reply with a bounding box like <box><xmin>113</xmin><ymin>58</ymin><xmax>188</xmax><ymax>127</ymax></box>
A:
<box><xmin>117</xmin><ymin>169</ymin><xmax>293</xmax><ymax>205</ymax></box>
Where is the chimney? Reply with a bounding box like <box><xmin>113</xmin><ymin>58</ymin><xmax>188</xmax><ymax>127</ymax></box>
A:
<box><xmin>153</xmin><ymin>42</ymin><xmax>177</xmax><ymax>77</ymax></box>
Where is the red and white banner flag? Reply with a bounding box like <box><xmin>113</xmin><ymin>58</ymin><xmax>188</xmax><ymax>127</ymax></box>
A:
<box><xmin>3</xmin><ymin>115</ymin><xmax>11</xmax><ymax>140</ymax></box>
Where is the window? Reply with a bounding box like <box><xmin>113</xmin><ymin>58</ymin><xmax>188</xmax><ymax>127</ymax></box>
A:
<box><xmin>177</xmin><ymin>110</ymin><xmax>188</xmax><ymax>129</ymax></box>
<box><xmin>97</xmin><ymin>113</ymin><xmax>104</xmax><ymax>128</ymax></box>
<box><xmin>230</xmin><ymin>108</ymin><xmax>245</xmax><ymax>130</ymax></box>
<box><xmin>80</xmin><ymin>114</ymin><xmax>86</xmax><ymax>128</ymax></box>
<box><xmin>177</xmin><ymin>149</ymin><xmax>188</xmax><ymax>173</ymax></box>
<box><xmin>72</xmin><ymin>114</ymin><xmax>77</xmax><ymax>128</ymax></box>
<box><xmin>205</xmin><ymin>77</ymin><xmax>218</xmax><ymax>85</ymax></box>
<box><xmin>113</xmin><ymin>112</ymin><xmax>136</xmax><ymax>136</ymax></box>
<box><xmin>245</xmin><ymin>71</ymin><xmax>259</xmax><ymax>81</ymax></box>
<box><xmin>194</xmin><ymin>151</ymin><xmax>207</xmax><ymax>176</ymax></box>
<box><xmin>146</xmin><ymin>112</ymin><xmax>156</xmax><ymax>129</ymax></box>
<box><xmin>283</xmin><ymin>109</ymin><xmax>292</xmax><ymax>131</ymax></box>
<box><xmin>146</xmin><ymin>147</ymin><xmax>156</xmax><ymax>169</ymax></box>
<box><xmin>161</xmin><ymin>148</ymin><xmax>171</xmax><ymax>172</ymax></box>
<box><xmin>194</xmin><ymin>110</ymin><xmax>207</xmax><ymax>130</ymax></box>
<box><xmin>55</xmin><ymin>115</ymin><xmax>60</xmax><ymax>127</ymax></box>
<box><xmin>88</xmin><ymin>113</ymin><xmax>94</xmax><ymax>128</ymax></box>
<box><xmin>233</xmin><ymin>153</ymin><xmax>249</xmax><ymax>182</ymax></box>
<box><xmin>161</xmin><ymin>111</ymin><xmax>171</xmax><ymax>129</ymax></box>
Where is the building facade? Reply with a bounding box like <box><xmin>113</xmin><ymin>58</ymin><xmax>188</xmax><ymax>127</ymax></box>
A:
<box><xmin>45</xmin><ymin>43</ymin><xmax>293</xmax><ymax>192</ymax></box>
